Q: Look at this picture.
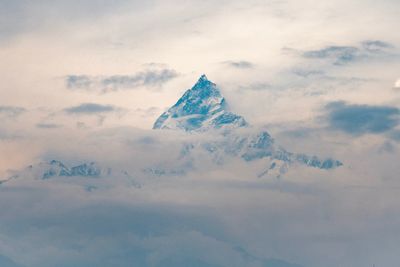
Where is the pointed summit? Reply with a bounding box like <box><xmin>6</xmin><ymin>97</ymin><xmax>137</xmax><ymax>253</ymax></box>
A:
<box><xmin>196</xmin><ymin>74</ymin><xmax>213</xmax><ymax>86</ymax></box>
<box><xmin>199</xmin><ymin>74</ymin><xmax>208</xmax><ymax>81</ymax></box>
<box><xmin>153</xmin><ymin>75</ymin><xmax>247</xmax><ymax>131</ymax></box>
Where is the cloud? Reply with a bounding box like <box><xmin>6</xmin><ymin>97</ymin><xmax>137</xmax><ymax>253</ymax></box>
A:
<box><xmin>0</xmin><ymin>129</ymin><xmax>20</xmax><ymax>140</ymax></box>
<box><xmin>301</xmin><ymin>40</ymin><xmax>395</xmax><ymax>66</ymax></box>
<box><xmin>237</xmin><ymin>82</ymin><xmax>272</xmax><ymax>91</ymax></box>
<box><xmin>324</xmin><ymin>101</ymin><xmax>400</xmax><ymax>135</ymax></box>
<box><xmin>290</xmin><ymin>68</ymin><xmax>372</xmax><ymax>86</ymax></box>
<box><xmin>66</xmin><ymin>69</ymin><xmax>178</xmax><ymax>93</ymax></box>
<box><xmin>389</xmin><ymin>130</ymin><xmax>400</xmax><ymax>142</ymax></box>
<box><xmin>36</xmin><ymin>123</ymin><xmax>62</xmax><ymax>129</ymax></box>
<box><xmin>0</xmin><ymin>106</ymin><xmax>26</xmax><ymax>118</ymax></box>
<box><xmin>0</xmin><ymin>180</ymin><xmax>306</xmax><ymax>267</ymax></box>
<box><xmin>134</xmin><ymin>107</ymin><xmax>161</xmax><ymax>118</ymax></box>
<box><xmin>291</xmin><ymin>69</ymin><xmax>325</xmax><ymax>78</ymax></box>
<box><xmin>65</xmin><ymin>75</ymin><xmax>92</xmax><ymax>89</ymax></box>
<box><xmin>378</xmin><ymin>141</ymin><xmax>396</xmax><ymax>153</ymax></box>
<box><xmin>222</xmin><ymin>61</ymin><xmax>254</xmax><ymax>69</ymax></box>
<box><xmin>303</xmin><ymin>46</ymin><xmax>361</xmax><ymax>65</ymax></box>
<box><xmin>0</xmin><ymin>254</ymin><xmax>24</xmax><ymax>267</ymax></box>
<box><xmin>64</xmin><ymin>103</ymin><xmax>118</xmax><ymax>114</ymax></box>
<box><xmin>395</xmin><ymin>79</ymin><xmax>400</xmax><ymax>89</ymax></box>
<box><xmin>361</xmin><ymin>40</ymin><xmax>393</xmax><ymax>52</ymax></box>
<box><xmin>76</xmin><ymin>122</ymin><xmax>88</xmax><ymax>129</ymax></box>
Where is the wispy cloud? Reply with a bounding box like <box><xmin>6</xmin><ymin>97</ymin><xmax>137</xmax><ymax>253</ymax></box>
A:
<box><xmin>222</xmin><ymin>60</ymin><xmax>255</xmax><ymax>69</ymax></box>
<box><xmin>237</xmin><ymin>82</ymin><xmax>272</xmax><ymax>91</ymax></box>
<box><xmin>301</xmin><ymin>40</ymin><xmax>395</xmax><ymax>66</ymax></box>
<box><xmin>0</xmin><ymin>106</ymin><xmax>26</xmax><ymax>118</ymax></box>
<box><xmin>324</xmin><ymin>101</ymin><xmax>400</xmax><ymax>135</ymax></box>
<box><xmin>36</xmin><ymin>123</ymin><xmax>63</xmax><ymax>129</ymax></box>
<box><xmin>291</xmin><ymin>69</ymin><xmax>325</xmax><ymax>78</ymax></box>
<box><xmin>361</xmin><ymin>40</ymin><xmax>394</xmax><ymax>52</ymax></box>
<box><xmin>66</xmin><ymin>68</ymin><xmax>178</xmax><ymax>93</ymax></box>
<box><xmin>378</xmin><ymin>141</ymin><xmax>397</xmax><ymax>153</ymax></box>
<box><xmin>0</xmin><ymin>129</ymin><xmax>19</xmax><ymax>140</ymax></box>
<box><xmin>303</xmin><ymin>46</ymin><xmax>361</xmax><ymax>65</ymax></box>
<box><xmin>64</xmin><ymin>103</ymin><xmax>118</xmax><ymax>114</ymax></box>
<box><xmin>66</xmin><ymin>75</ymin><xmax>92</xmax><ymax>89</ymax></box>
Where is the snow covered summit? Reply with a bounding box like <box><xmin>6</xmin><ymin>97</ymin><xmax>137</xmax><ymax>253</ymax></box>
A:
<box><xmin>153</xmin><ymin>75</ymin><xmax>247</xmax><ymax>131</ymax></box>
<box><xmin>151</xmin><ymin>75</ymin><xmax>343</xmax><ymax>176</ymax></box>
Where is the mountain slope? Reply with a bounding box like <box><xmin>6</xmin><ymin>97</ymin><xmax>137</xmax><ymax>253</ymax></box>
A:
<box><xmin>153</xmin><ymin>75</ymin><xmax>247</xmax><ymax>131</ymax></box>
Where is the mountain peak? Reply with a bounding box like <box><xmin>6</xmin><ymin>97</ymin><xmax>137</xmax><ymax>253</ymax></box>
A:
<box><xmin>153</xmin><ymin>75</ymin><xmax>247</xmax><ymax>131</ymax></box>
<box><xmin>199</xmin><ymin>74</ymin><xmax>208</xmax><ymax>82</ymax></box>
<box><xmin>196</xmin><ymin>74</ymin><xmax>213</xmax><ymax>86</ymax></box>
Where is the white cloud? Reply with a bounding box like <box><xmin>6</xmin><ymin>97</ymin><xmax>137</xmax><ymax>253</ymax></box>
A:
<box><xmin>395</xmin><ymin>79</ymin><xmax>400</xmax><ymax>88</ymax></box>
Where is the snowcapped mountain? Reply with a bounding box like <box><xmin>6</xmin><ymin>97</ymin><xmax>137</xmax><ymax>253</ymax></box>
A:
<box><xmin>152</xmin><ymin>75</ymin><xmax>342</xmax><ymax>177</ymax></box>
<box><xmin>3</xmin><ymin>75</ymin><xmax>342</xmax><ymax>183</ymax></box>
<box><xmin>4</xmin><ymin>160</ymin><xmax>140</xmax><ymax>189</ymax></box>
<box><xmin>153</xmin><ymin>74</ymin><xmax>248</xmax><ymax>131</ymax></box>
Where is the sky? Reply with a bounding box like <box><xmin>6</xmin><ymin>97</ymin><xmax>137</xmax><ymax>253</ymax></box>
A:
<box><xmin>1</xmin><ymin>1</ymin><xmax>400</xmax><ymax>267</ymax></box>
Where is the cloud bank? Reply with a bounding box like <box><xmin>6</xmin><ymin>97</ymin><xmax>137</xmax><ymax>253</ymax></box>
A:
<box><xmin>66</xmin><ymin>69</ymin><xmax>178</xmax><ymax>93</ymax></box>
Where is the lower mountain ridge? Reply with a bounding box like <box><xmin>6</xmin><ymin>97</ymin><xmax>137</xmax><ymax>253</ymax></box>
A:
<box><xmin>4</xmin><ymin>160</ymin><xmax>140</xmax><ymax>190</ymax></box>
